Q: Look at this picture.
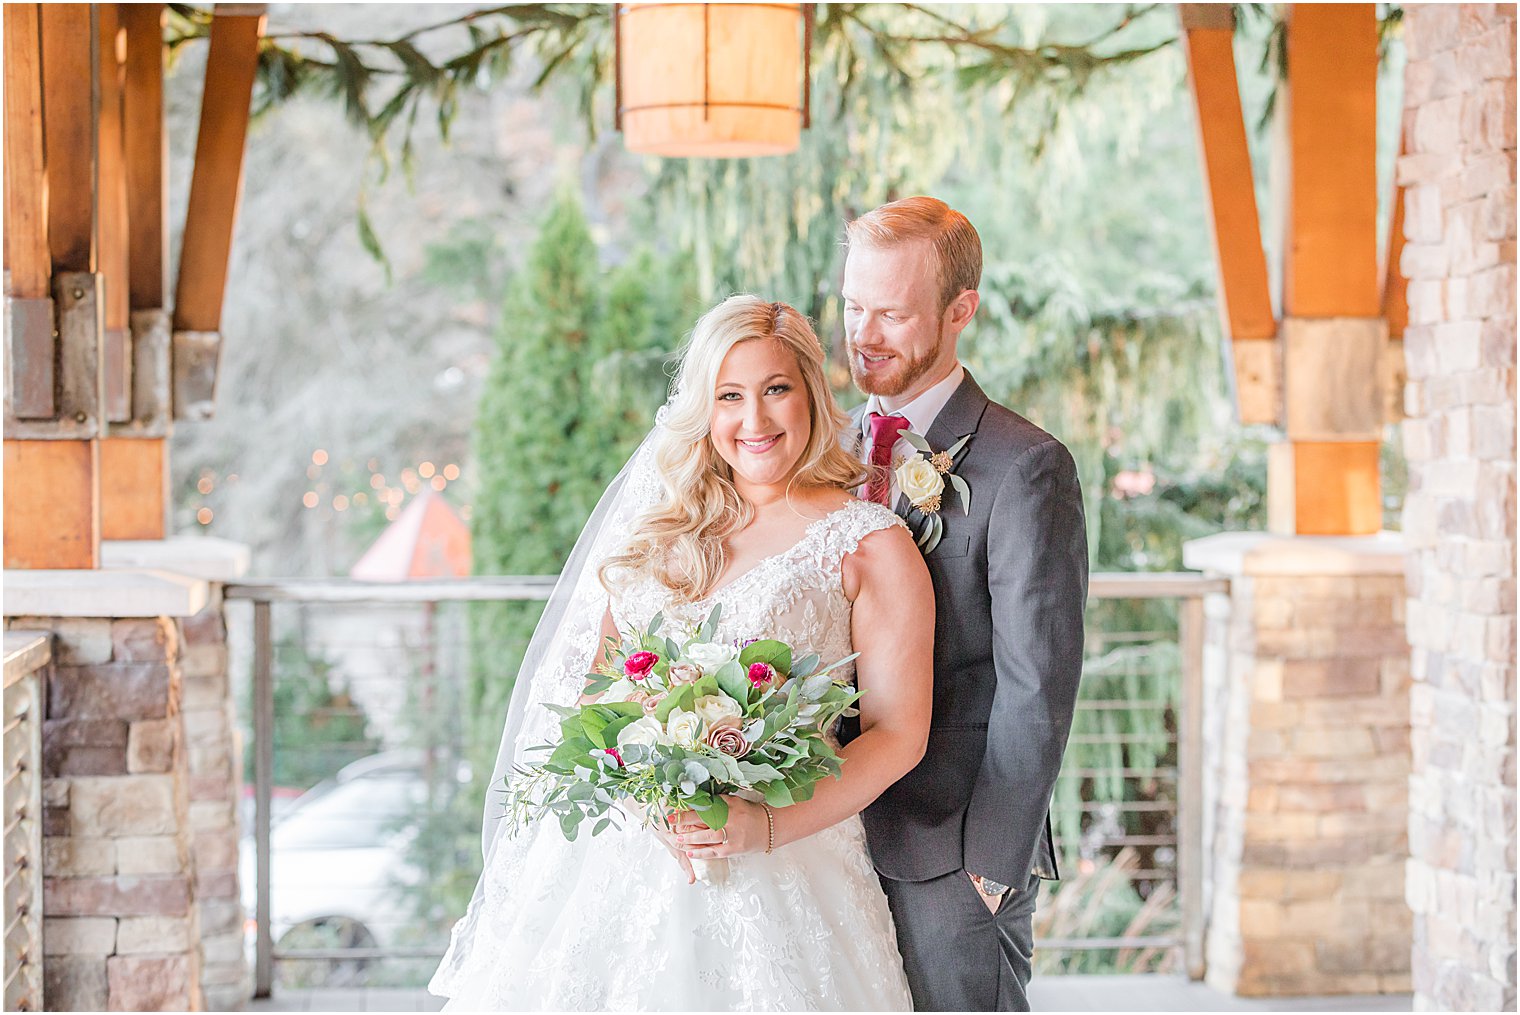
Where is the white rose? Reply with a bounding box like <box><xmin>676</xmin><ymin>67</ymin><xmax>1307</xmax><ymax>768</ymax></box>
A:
<box><xmin>694</xmin><ymin>693</ymin><xmax>743</xmax><ymax>727</ymax></box>
<box><xmin>896</xmin><ymin>456</ymin><xmax>945</xmax><ymax>507</ymax></box>
<box><xmin>666</xmin><ymin>708</ymin><xmax>703</xmax><ymax>749</ymax></box>
<box><xmin>684</xmin><ymin>642</ymin><xmax>736</xmax><ymax>671</ymax></box>
<box><xmin>601</xmin><ymin>677</ymin><xmax>638</xmax><ymax>702</ymax></box>
<box><xmin>616</xmin><ymin>716</ymin><xmax>668</xmax><ymax>752</ymax></box>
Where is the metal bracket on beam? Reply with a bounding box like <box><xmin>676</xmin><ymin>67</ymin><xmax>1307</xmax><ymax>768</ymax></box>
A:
<box><xmin>7</xmin><ymin>273</ymin><xmax>103</xmax><ymax>439</ymax></box>
<box><xmin>172</xmin><ymin>329</ymin><xmax>222</xmax><ymax>421</ymax></box>
<box><xmin>4</xmin><ymin>295</ymin><xmax>57</xmax><ymax>421</ymax></box>
<box><xmin>106</xmin><ymin>309</ymin><xmax>172</xmax><ymax>438</ymax></box>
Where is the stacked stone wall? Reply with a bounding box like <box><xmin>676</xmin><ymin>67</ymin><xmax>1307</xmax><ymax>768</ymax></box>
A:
<box><xmin>7</xmin><ymin>598</ymin><xmax>247</xmax><ymax>1011</ymax></box>
<box><xmin>1399</xmin><ymin>4</ymin><xmax>1518</xmax><ymax>1011</ymax></box>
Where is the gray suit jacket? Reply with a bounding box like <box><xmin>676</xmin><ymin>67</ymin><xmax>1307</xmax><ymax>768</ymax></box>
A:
<box><xmin>840</xmin><ymin>371</ymin><xmax>1088</xmax><ymax>886</ymax></box>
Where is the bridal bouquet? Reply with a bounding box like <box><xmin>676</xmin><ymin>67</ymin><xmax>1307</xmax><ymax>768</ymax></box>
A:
<box><xmin>502</xmin><ymin>604</ymin><xmax>862</xmax><ymax>883</ymax></box>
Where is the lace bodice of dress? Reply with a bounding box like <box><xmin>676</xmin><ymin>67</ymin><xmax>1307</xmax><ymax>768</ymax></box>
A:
<box><xmin>609</xmin><ymin>499</ymin><xmax>907</xmax><ymax>682</ymax></box>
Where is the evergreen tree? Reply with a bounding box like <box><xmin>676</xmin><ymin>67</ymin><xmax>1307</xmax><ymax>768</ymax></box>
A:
<box><xmin>416</xmin><ymin>196</ymin><xmax>698</xmax><ymax>924</ymax></box>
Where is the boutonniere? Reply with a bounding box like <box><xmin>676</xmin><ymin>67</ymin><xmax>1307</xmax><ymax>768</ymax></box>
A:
<box><xmin>894</xmin><ymin>430</ymin><xmax>972</xmax><ymax>554</ymax></box>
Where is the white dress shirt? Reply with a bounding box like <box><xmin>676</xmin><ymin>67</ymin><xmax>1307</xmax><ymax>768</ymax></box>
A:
<box><xmin>858</xmin><ymin>363</ymin><xmax>966</xmax><ymax>506</ymax></box>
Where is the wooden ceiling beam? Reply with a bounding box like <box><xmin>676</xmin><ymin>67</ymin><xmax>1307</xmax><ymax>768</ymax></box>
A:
<box><xmin>1180</xmin><ymin>5</ymin><xmax>1279</xmax><ymax>428</ymax></box>
<box><xmin>172</xmin><ymin>5</ymin><xmax>264</xmax><ymax>336</ymax></box>
<box><xmin>4</xmin><ymin>4</ymin><xmax>49</xmax><ymax>300</ymax></box>
<box><xmin>122</xmin><ymin>3</ymin><xmax>167</xmax><ymax>312</ymax></box>
<box><xmin>40</xmin><ymin>4</ymin><xmax>97</xmax><ymax>275</ymax></box>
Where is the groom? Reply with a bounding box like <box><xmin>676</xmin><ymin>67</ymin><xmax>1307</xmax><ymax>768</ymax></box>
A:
<box><xmin>838</xmin><ymin>197</ymin><xmax>1088</xmax><ymax>1011</ymax></box>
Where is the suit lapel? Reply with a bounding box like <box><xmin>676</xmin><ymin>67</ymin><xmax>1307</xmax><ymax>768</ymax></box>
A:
<box><xmin>856</xmin><ymin>371</ymin><xmax>991</xmax><ymax>524</ymax></box>
<box><xmin>924</xmin><ymin>370</ymin><xmax>990</xmax><ymax>450</ymax></box>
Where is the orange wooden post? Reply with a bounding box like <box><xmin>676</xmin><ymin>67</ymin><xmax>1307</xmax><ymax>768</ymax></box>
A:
<box><xmin>99</xmin><ymin>437</ymin><xmax>168</xmax><ymax>540</ymax></box>
<box><xmin>41</xmin><ymin>4</ymin><xmax>97</xmax><ymax>276</ymax></box>
<box><xmin>104</xmin><ymin>2</ymin><xmax>172</xmax><ymax>541</ymax></box>
<box><xmin>4</xmin><ymin>3</ymin><xmax>54</xmax><ymax>421</ymax></box>
<box><xmin>5</xmin><ymin>3</ymin><xmax>103</xmax><ymax>568</ymax></box>
<box><xmin>98</xmin><ymin>3</ymin><xmax>132</xmax><ymax>424</ymax></box>
<box><xmin>1275</xmin><ymin>3</ymin><xmax>1383</xmax><ymax>536</ymax></box>
<box><xmin>3</xmin><ymin>441</ymin><xmax>100</xmax><ymax>569</ymax></box>
<box><xmin>122</xmin><ymin>3</ymin><xmax>167</xmax><ymax>313</ymax></box>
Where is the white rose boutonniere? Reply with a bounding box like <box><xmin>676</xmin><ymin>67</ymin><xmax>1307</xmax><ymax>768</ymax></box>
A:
<box><xmin>894</xmin><ymin>429</ymin><xmax>973</xmax><ymax>555</ymax></box>
<box><xmin>895</xmin><ymin>457</ymin><xmax>946</xmax><ymax>511</ymax></box>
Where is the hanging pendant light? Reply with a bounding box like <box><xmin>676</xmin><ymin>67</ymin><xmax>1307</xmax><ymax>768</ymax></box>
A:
<box><xmin>615</xmin><ymin>3</ymin><xmax>813</xmax><ymax>158</ymax></box>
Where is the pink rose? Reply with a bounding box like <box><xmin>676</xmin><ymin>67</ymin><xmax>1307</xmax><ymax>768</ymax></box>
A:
<box><xmin>704</xmin><ymin>717</ymin><xmax>751</xmax><ymax>758</ymax></box>
<box><xmin>641</xmin><ymin>693</ymin><xmax>665</xmax><ymax>716</ymax></box>
<box><xmin>625</xmin><ymin>651</ymin><xmax>659</xmax><ymax>680</ymax></box>
<box><xmin>605</xmin><ymin>747</ymin><xmax>624</xmax><ymax>767</ymax></box>
<box><xmin>667</xmin><ymin>662</ymin><xmax>703</xmax><ymax>685</ymax></box>
<box><xmin>627</xmin><ymin>688</ymin><xmax>653</xmax><ymax>709</ymax></box>
<box><xmin>747</xmin><ymin>662</ymin><xmax>776</xmax><ymax>688</ymax></box>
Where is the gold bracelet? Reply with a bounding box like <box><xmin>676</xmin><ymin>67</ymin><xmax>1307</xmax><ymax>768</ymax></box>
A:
<box><xmin>761</xmin><ymin>803</ymin><xmax>775</xmax><ymax>854</ymax></box>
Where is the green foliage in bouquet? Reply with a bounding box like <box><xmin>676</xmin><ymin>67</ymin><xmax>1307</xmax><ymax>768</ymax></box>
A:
<box><xmin>505</xmin><ymin>606</ymin><xmax>862</xmax><ymax>840</ymax></box>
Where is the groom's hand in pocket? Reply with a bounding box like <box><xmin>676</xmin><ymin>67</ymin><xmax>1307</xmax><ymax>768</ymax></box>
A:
<box><xmin>968</xmin><ymin>872</ymin><xmax>1008</xmax><ymax>914</ymax></box>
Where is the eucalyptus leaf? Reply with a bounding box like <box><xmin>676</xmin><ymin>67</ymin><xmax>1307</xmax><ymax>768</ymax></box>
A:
<box><xmin>900</xmin><ymin>430</ymin><xmax>932</xmax><ymax>453</ymax></box>
<box><xmin>948</xmin><ymin>473</ymin><xmax>972</xmax><ymax>514</ymax></box>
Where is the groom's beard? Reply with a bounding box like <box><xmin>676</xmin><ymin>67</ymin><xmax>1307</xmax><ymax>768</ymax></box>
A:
<box><xmin>847</xmin><ymin>327</ymin><xmax>948</xmax><ymax>399</ymax></box>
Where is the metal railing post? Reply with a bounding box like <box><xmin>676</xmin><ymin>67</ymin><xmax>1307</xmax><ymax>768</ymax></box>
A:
<box><xmin>1177</xmin><ymin>594</ymin><xmax>1207</xmax><ymax>980</ymax></box>
<box><xmin>253</xmin><ymin>599</ymin><xmax>275</xmax><ymax>998</ymax></box>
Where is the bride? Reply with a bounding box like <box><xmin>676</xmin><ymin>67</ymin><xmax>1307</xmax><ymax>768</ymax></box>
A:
<box><xmin>429</xmin><ymin>295</ymin><xmax>935</xmax><ymax>1011</ymax></box>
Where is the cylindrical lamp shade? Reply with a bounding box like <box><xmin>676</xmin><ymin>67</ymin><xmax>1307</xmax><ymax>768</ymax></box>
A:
<box><xmin>618</xmin><ymin>3</ymin><xmax>805</xmax><ymax>158</ymax></box>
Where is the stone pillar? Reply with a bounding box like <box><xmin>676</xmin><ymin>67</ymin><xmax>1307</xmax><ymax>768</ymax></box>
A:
<box><xmin>5</xmin><ymin>539</ymin><xmax>250</xmax><ymax>1011</ymax></box>
<box><xmin>1185</xmin><ymin>533</ymin><xmax>1412</xmax><ymax>997</ymax></box>
<box><xmin>179</xmin><ymin>589</ymin><xmax>246</xmax><ymax>1011</ymax></box>
<box><xmin>1399</xmin><ymin>5</ymin><xmax>1517</xmax><ymax>1011</ymax></box>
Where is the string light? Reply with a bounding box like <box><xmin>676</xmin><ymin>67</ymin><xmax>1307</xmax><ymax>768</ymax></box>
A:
<box><xmin>333</xmin><ymin>495</ymin><xmax>350</xmax><ymax>511</ymax></box>
<box><xmin>302</xmin><ymin>492</ymin><xmax>319</xmax><ymax>508</ymax></box>
<box><xmin>312</xmin><ymin>449</ymin><xmax>328</xmax><ymax>466</ymax></box>
<box><xmin>419</xmin><ymin>462</ymin><xmax>436</xmax><ymax>479</ymax></box>
<box><xmin>370</xmin><ymin>474</ymin><xmax>385</xmax><ymax>489</ymax></box>
<box><xmin>443</xmin><ymin>464</ymin><xmax>460</xmax><ymax>481</ymax></box>
<box><xmin>197</xmin><ymin>475</ymin><xmax>214</xmax><ymax>495</ymax></box>
<box><xmin>196</xmin><ymin>507</ymin><xmax>213</xmax><ymax>525</ymax></box>
<box><xmin>430</xmin><ymin>475</ymin><xmax>446</xmax><ymax>491</ymax></box>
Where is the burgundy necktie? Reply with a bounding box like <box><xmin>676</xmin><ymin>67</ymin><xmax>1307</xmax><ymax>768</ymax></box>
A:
<box><xmin>865</xmin><ymin>412</ymin><xmax>912</xmax><ymax>506</ymax></box>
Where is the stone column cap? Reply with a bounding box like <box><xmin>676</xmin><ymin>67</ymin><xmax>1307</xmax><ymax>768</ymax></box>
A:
<box><xmin>101</xmin><ymin>535</ymin><xmax>251</xmax><ymax>582</ymax></box>
<box><xmin>1183</xmin><ymin>530</ymin><xmax>1407</xmax><ymax>577</ymax></box>
<box><xmin>2</xmin><ymin>568</ymin><xmax>210</xmax><ymax>618</ymax></box>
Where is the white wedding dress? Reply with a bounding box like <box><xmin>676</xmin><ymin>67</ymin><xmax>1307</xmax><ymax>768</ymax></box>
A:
<box><xmin>428</xmin><ymin>499</ymin><xmax>915</xmax><ymax>1011</ymax></box>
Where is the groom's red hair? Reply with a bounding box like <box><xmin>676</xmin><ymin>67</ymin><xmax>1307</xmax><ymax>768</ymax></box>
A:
<box><xmin>845</xmin><ymin>197</ymin><xmax>982</xmax><ymax>313</ymax></box>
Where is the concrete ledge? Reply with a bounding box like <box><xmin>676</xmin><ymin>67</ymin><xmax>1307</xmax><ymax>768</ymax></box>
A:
<box><xmin>101</xmin><ymin>536</ymin><xmax>251</xmax><ymax>582</ymax></box>
<box><xmin>1183</xmin><ymin>531</ymin><xmax>1407</xmax><ymax>578</ymax></box>
<box><xmin>2</xmin><ymin>569</ymin><xmax>209</xmax><ymax>618</ymax></box>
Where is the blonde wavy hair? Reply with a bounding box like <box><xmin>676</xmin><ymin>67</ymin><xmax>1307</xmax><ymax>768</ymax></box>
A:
<box><xmin>600</xmin><ymin>295</ymin><xmax>867</xmax><ymax>603</ymax></box>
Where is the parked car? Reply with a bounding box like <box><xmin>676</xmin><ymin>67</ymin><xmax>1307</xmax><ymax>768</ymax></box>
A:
<box><xmin>240</xmin><ymin>750</ymin><xmax>428</xmax><ymax>985</ymax></box>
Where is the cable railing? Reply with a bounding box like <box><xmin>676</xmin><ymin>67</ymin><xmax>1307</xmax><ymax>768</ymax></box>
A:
<box><xmin>225</xmin><ymin>571</ymin><xmax>1224</xmax><ymax>997</ymax></box>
